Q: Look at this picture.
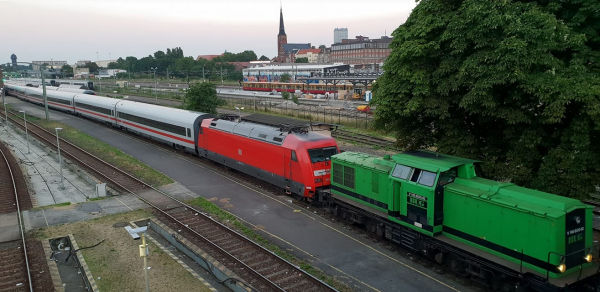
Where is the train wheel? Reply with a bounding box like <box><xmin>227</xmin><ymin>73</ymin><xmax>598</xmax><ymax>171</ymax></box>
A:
<box><xmin>376</xmin><ymin>223</ymin><xmax>384</xmax><ymax>238</ymax></box>
<box><xmin>434</xmin><ymin>251</ymin><xmax>444</xmax><ymax>265</ymax></box>
<box><xmin>447</xmin><ymin>254</ymin><xmax>468</xmax><ymax>277</ymax></box>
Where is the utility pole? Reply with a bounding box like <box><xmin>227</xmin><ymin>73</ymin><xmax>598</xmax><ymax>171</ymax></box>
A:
<box><xmin>150</xmin><ymin>67</ymin><xmax>158</xmax><ymax>102</ymax></box>
<box><xmin>40</xmin><ymin>67</ymin><xmax>49</xmax><ymax>120</ymax></box>
<box><xmin>0</xmin><ymin>67</ymin><xmax>4</xmax><ymax>106</ymax></box>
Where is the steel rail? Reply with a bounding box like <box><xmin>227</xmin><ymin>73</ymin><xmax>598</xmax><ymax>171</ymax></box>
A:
<box><xmin>0</xmin><ymin>143</ymin><xmax>34</xmax><ymax>292</ymax></box>
<box><xmin>332</xmin><ymin>128</ymin><xmax>395</xmax><ymax>148</ymax></box>
<box><xmin>4</xmin><ymin>106</ymin><xmax>335</xmax><ymax>291</ymax></box>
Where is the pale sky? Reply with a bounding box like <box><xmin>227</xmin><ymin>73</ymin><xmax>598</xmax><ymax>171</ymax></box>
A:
<box><xmin>1</xmin><ymin>0</ymin><xmax>416</xmax><ymax>64</ymax></box>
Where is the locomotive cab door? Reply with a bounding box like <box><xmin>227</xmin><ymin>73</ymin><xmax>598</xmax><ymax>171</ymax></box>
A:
<box><xmin>391</xmin><ymin>164</ymin><xmax>439</xmax><ymax>235</ymax></box>
<box><xmin>283</xmin><ymin>150</ymin><xmax>294</xmax><ymax>194</ymax></box>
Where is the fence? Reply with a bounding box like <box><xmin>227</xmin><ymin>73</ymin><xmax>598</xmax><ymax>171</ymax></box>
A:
<box><xmin>96</xmin><ymin>84</ymin><xmax>185</xmax><ymax>100</ymax></box>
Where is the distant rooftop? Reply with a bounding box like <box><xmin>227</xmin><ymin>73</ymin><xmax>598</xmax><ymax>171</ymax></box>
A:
<box><xmin>196</xmin><ymin>54</ymin><xmax>223</xmax><ymax>61</ymax></box>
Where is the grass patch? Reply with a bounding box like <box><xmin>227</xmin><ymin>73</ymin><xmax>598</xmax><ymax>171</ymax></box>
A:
<box><xmin>188</xmin><ymin>197</ymin><xmax>350</xmax><ymax>291</ymax></box>
<box><xmin>88</xmin><ymin>197</ymin><xmax>107</xmax><ymax>202</ymax></box>
<box><xmin>33</xmin><ymin>119</ymin><xmax>173</xmax><ymax>187</ymax></box>
<box><xmin>32</xmin><ymin>202</ymin><xmax>71</xmax><ymax>210</ymax></box>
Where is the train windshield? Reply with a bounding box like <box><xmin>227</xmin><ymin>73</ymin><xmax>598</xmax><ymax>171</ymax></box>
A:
<box><xmin>307</xmin><ymin>147</ymin><xmax>338</xmax><ymax>163</ymax></box>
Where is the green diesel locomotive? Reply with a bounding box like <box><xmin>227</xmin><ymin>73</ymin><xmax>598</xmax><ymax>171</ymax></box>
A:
<box><xmin>330</xmin><ymin>151</ymin><xmax>598</xmax><ymax>290</ymax></box>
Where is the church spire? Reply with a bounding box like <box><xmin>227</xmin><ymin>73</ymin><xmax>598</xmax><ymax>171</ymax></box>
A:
<box><xmin>279</xmin><ymin>5</ymin><xmax>286</xmax><ymax>36</ymax></box>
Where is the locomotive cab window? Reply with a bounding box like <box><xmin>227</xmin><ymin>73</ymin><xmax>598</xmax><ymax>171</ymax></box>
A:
<box><xmin>392</xmin><ymin>164</ymin><xmax>412</xmax><ymax>180</ymax></box>
<box><xmin>438</xmin><ymin>169</ymin><xmax>457</xmax><ymax>187</ymax></box>
<box><xmin>307</xmin><ymin>147</ymin><xmax>338</xmax><ymax>163</ymax></box>
<box><xmin>417</xmin><ymin>171</ymin><xmax>436</xmax><ymax>187</ymax></box>
<box><xmin>187</xmin><ymin>128</ymin><xmax>191</xmax><ymax>137</ymax></box>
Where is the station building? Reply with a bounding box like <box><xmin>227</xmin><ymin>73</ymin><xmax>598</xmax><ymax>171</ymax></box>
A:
<box><xmin>242</xmin><ymin>64</ymin><xmax>350</xmax><ymax>83</ymax></box>
<box><xmin>329</xmin><ymin>36</ymin><xmax>392</xmax><ymax>65</ymax></box>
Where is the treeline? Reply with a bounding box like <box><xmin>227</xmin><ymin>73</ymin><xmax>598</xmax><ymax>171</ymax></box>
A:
<box><xmin>373</xmin><ymin>0</ymin><xmax>599</xmax><ymax>198</ymax></box>
<box><xmin>107</xmin><ymin>47</ymin><xmax>264</xmax><ymax>81</ymax></box>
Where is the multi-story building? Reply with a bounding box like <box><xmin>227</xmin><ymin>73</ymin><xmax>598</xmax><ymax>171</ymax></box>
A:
<box><xmin>294</xmin><ymin>49</ymin><xmax>321</xmax><ymax>63</ymax></box>
<box><xmin>97</xmin><ymin>69</ymin><xmax>127</xmax><ymax>78</ymax></box>
<box><xmin>74</xmin><ymin>67</ymin><xmax>91</xmax><ymax>79</ymax></box>
<box><xmin>330</xmin><ymin>35</ymin><xmax>392</xmax><ymax>65</ymax></box>
<box><xmin>242</xmin><ymin>63</ymin><xmax>339</xmax><ymax>82</ymax></box>
<box><xmin>95</xmin><ymin>59</ymin><xmax>117</xmax><ymax>68</ymax></box>
<box><xmin>76</xmin><ymin>60</ymin><xmax>91</xmax><ymax>67</ymax></box>
<box><xmin>333</xmin><ymin>28</ymin><xmax>348</xmax><ymax>44</ymax></box>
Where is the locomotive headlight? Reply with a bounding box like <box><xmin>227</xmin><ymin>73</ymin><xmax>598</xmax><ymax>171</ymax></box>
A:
<box><xmin>557</xmin><ymin>263</ymin><xmax>566</xmax><ymax>273</ymax></box>
<box><xmin>584</xmin><ymin>253</ymin><xmax>593</xmax><ymax>263</ymax></box>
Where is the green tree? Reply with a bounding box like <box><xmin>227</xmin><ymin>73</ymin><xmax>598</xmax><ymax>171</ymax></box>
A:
<box><xmin>372</xmin><ymin>0</ymin><xmax>600</xmax><ymax>198</ymax></box>
<box><xmin>280</xmin><ymin>73</ymin><xmax>291</xmax><ymax>83</ymax></box>
<box><xmin>295</xmin><ymin>57</ymin><xmax>308</xmax><ymax>63</ymax></box>
<box><xmin>61</xmin><ymin>64</ymin><xmax>73</xmax><ymax>77</ymax></box>
<box><xmin>184</xmin><ymin>82</ymin><xmax>224</xmax><ymax>114</ymax></box>
<box><xmin>175</xmin><ymin>57</ymin><xmax>195</xmax><ymax>83</ymax></box>
<box><xmin>82</xmin><ymin>62</ymin><xmax>100</xmax><ymax>74</ymax></box>
<box><xmin>259</xmin><ymin>55</ymin><xmax>270</xmax><ymax>61</ymax></box>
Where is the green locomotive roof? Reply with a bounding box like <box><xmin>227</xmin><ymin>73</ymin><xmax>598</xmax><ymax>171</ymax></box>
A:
<box><xmin>332</xmin><ymin>151</ymin><xmax>394</xmax><ymax>172</ymax></box>
<box><xmin>333</xmin><ymin>150</ymin><xmax>475</xmax><ymax>173</ymax></box>
<box><xmin>447</xmin><ymin>177</ymin><xmax>588</xmax><ymax>218</ymax></box>
<box><xmin>391</xmin><ymin>151</ymin><xmax>477</xmax><ymax>173</ymax></box>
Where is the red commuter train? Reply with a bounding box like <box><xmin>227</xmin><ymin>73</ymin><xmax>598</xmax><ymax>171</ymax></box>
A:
<box><xmin>197</xmin><ymin>114</ymin><xmax>338</xmax><ymax>201</ymax></box>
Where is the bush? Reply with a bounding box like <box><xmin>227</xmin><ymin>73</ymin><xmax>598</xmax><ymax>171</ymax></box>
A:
<box><xmin>183</xmin><ymin>82</ymin><xmax>225</xmax><ymax>114</ymax></box>
<box><xmin>281</xmin><ymin>91</ymin><xmax>290</xmax><ymax>99</ymax></box>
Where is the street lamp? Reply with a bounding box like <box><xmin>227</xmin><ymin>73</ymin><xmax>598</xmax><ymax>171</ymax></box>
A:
<box><xmin>125</xmin><ymin>226</ymin><xmax>150</xmax><ymax>292</ymax></box>
<box><xmin>150</xmin><ymin>67</ymin><xmax>158</xmax><ymax>102</ymax></box>
<box><xmin>3</xmin><ymin>102</ymin><xmax>7</xmax><ymax>128</ymax></box>
<box><xmin>55</xmin><ymin>127</ymin><xmax>64</xmax><ymax>188</ymax></box>
<box><xmin>235</xmin><ymin>106</ymin><xmax>244</xmax><ymax>117</ymax></box>
<box><xmin>18</xmin><ymin>110</ymin><xmax>29</xmax><ymax>154</ymax></box>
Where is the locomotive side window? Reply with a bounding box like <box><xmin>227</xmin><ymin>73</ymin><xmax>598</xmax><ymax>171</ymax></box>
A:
<box><xmin>392</xmin><ymin>164</ymin><xmax>412</xmax><ymax>180</ymax></box>
<box><xmin>307</xmin><ymin>147</ymin><xmax>338</xmax><ymax>163</ymax></box>
<box><xmin>417</xmin><ymin>171</ymin><xmax>436</xmax><ymax>187</ymax></box>
<box><xmin>187</xmin><ymin>128</ymin><xmax>191</xmax><ymax>137</ymax></box>
<box><xmin>291</xmin><ymin>150</ymin><xmax>297</xmax><ymax>162</ymax></box>
<box><xmin>438</xmin><ymin>169</ymin><xmax>457</xmax><ymax>187</ymax></box>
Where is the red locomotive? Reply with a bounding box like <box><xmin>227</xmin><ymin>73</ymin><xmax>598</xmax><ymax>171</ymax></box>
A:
<box><xmin>197</xmin><ymin>114</ymin><xmax>338</xmax><ymax>201</ymax></box>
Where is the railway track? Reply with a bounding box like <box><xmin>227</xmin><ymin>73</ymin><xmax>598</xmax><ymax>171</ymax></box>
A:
<box><xmin>3</xmin><ymin>108</ymin><xmax>336</xmax><ymax>292</ymax></box>
<box><xmin>583</xmin><ymin>200</ymin><xmax>600</xmax><ymax>233</ymax></box>
<box><xmin>0</xmin><ymin>141</ymin><xmax>47</xmax><ymax>291</ymax></box>
<box><xmin>332</xmin><ymin>128</ymin><xmax>396</xmax><ymax>149</ymax></box>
